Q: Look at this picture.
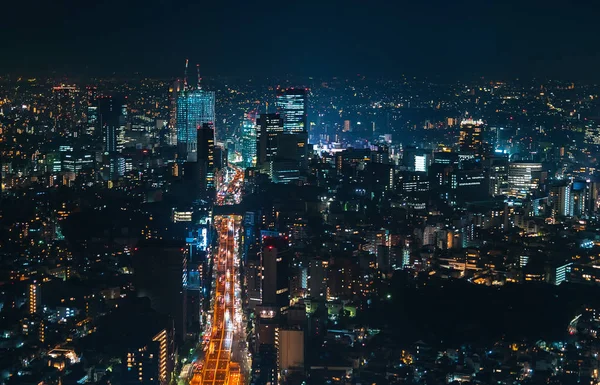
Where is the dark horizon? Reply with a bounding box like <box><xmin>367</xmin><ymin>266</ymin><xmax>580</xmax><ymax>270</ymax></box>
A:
<box><xmin>2</xmin><ymin>0</ymin><xmax>600</xmax><ymax>81</ymax></box>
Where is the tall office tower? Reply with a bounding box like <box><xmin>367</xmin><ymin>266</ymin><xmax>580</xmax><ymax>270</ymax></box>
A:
<box><xmin>98</xmin><ymin>95</ymin><xmax>126</xmax><ymax>181</ymax></box>
<box><xmin>168</xmin><ymin>80</ymin><xmax>182</xmax><ymax>146</ymax></box>
<box><xmin>196</xmin><ymin>122</ymin><xmax>215</xmax><ymax>191</ymax></box>
<box><xmin>256</xmin><ymin>113</ymin><xmax>284</xmax><ymax>168</ymax></box>
<box><xmin>507</xmin><ymin>162</ymin><xmax>543</xmax><ymax>197</ymax></box>
<box><xmin>308</xmin><ymin>259</ymin><xmax>328</xmax><ymax>299</ymax></box>
<box><xmin>85</xmin><ymin>86</ymin><xmax>98</xmax><ymax>136</ymax></box>
<box><xmin>572</xmin><ymin>180</ymin><xmax>589</xmax><ymax>218</ymax></box>
<box><xmin>276</xmin><ymin>88</ymin><xmax>308</xmax><ymax>133</ymax></box>
<box><xmin>458</xmin><ymin>119</ymin><xmax>483</xmax><ymax>155</ymax></box>
<box><xmin>29</xmin><ymin>281</ymin><xmax>41</xmax><ymax>315</ymax></box>
<box><xmin>261</xmin><ymin>237</ymin><xmax>290</xmax><ymax>314</ymax></box>
<box><xmin>98</xmin><ymin>95</ymin><xmax>126</xmax><ymax>154</ymax></box>
<box><xmin>176</xmin><ymin>89</ymin><xmax>215</xmax><ymax>162</ymax></box>
<box><xmin>486</xmin><ymin>155</ymin><xmax>509</xmax><ymax>196</ymax></box>
<box><xmin>588</xmin><ymin>182</ymin><xmax>600</xmax><ymax>215</ymax></box>
<box><xmin>133</xmin><ymin>240</ymin><xmax>187</xmax><ymax>342</ymax></box>
<box><xmin>246</xmin><ymin>254</ymin><xmax>262</xmax><ymax>310</ymax></box>
<box><xmin>51</xmin><ymin>84</ymin><xmax>81</xmax><ymax>136</ymax></box>
<box><xmin>271</xmin><ymin>132</ymin><xmax>309</xmax><ymax>183</ymax></box>
<box><xmin>550</xmin><ymin>182</ymin><xmax>573</xmax><ymax>219</ymax></box>
<box><xmin>241</xmin><ymin>113</ymin><xmax>257</xmax><ymax>168</ymax></box>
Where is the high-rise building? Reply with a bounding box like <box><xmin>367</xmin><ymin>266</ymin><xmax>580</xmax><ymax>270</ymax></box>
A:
<box><xmin>507</xmin><ymin>162</ymin><xmax>543</xmax><ymax>197</ymax></box>
<box><xmin>261</xmin><ymin>237</ymin><xmax>290</xmax><ymax>314</ymax></box>
<box><xmin>550</xmin><ymin>181</ymin><xmax>573</xmax><ymax>219</ymax></box>
<box><xmin>308</xmin><ymin>259</ymin><xmax>328</xmax><ymax>299</ymax></box>
<box><xmin>51</xmin><ymin>84</ymin><xmax>81</xmax><ymax>136</ymax></box>
<box><xmin>256</xmin><ymin>113</ymin><xmax>284</xmax><ymax>169</ymax></box>
<box><xmin>98</xmin><ymin>95</ymin><xmax>126</xmax><ymax>154</ymax></box>
<box><xmin>241</xmin><ymin>113</ymin><xmax>257</xmax><ymax>168</ymax></box>
<box><xmin>271</xmin><ymin>132</ymin><xmax>309</xmax><ymax>183</ymax></box>
<box><xmin>486</xmin><ymin>156</ymin><xmax>509</xmax><ymax>196</ymax></box>
<box><xmin>458</xmin><ymin>119</ymin><xmax>483</xmax><ymax>155</ymax></box>
<box><xmin>276</xmin><ymin>88</ymin><xmax>308</xmax><ymax>133</ymax></box>
<box><xmin>168</xmin><ymin>80</ymin><xmax>182</xmax><ymax>146</ymax></box>
<box><xmin>29</xmin><ymin>281</ymin><xmax>41</xmax><ymax>315</ymax></box>
<box><xmin>98</xmin><ymin>95</ymin><xmax>126</xmax><ymax>181</ymax></box>
<box><xmin>246</xmin><ymin>254</ymin><xmax>262</xmax><ymax>310</ymax></box>
<box><xmin>133</xmin><ymin>240</ymin><xmax>187</xmax><ymax>342</ymax></box>
<box><xmin>86</xmin><ymin>86</ymin><xmax>98</xmax><ymax>136</ymax></box>
<box><xmin>176</xmin><ymin>89</ymin><xmax>215</xmax><ymax>162</ymax></box>
<box><xmin>196</xmin><ymin>123</ymin><xmax>215</xmax><ymax>191</ymax></box>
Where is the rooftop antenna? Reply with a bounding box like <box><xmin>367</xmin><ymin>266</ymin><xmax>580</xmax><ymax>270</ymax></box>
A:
<box><xmin>183</xmin><ymin>59</ymin><xmax>189</xmax><ymax>91</ymax></box>
<box><xmin>196</xmin><ymin>64</ymin><xmax>201</xmax><ymax>89</ymax></box>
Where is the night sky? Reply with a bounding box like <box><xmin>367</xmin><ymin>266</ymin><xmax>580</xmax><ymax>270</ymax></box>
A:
<box><xmin>2</xmin><ymin>0</ymin><xmax>599</xmax><ymax>80</ymax></box>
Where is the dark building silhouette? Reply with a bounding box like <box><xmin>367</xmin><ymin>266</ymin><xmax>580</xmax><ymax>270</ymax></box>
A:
<box><xmin>261</xmin><ymin>237</ymin><xmax>290</xmax><ymax>314</ymax></box>
<box><xmin>256</xmin><ymin>113</ymin><xmax>284</xmax><ymax>168</ymax></box>
<box><xmin>133</xmin><ymin>240</ymin><xmax>186</xmax><ymax>342</ymax></box>
<box><xmin>196</xmin><ymin>122</ymin><xmax>215</xmax><ymax>191</ymax></box>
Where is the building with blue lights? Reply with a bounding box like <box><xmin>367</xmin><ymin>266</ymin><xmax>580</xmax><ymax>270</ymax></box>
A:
<box><xmin>276</xmin><ymin>88</ymin><xmax>307</xmax><ymax>133</ymax></box>
<box><xmin>176</xmin><ymin>89</ymin><xmax>215</xmax><ymax>162</ymax></box>
<box><xmin>241</xmin><ymin>118</ymin><xmax>257</xmax><ymax>168</ymax></box>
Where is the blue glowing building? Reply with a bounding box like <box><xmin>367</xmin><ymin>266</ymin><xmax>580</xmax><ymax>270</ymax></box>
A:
<box><xmin>176</xmin><ymin>89</ymin><xmax>215</xmax><ymax>162</ymax></box>
<box><xmin>241</xmin><ymin>116</ymin><xmax>257</xmax><ymax>168</ymax></box>
<box><xmin>276</xmin><ymin>88</ymin><xmax>307</xmax><ymax>133</ymax></box>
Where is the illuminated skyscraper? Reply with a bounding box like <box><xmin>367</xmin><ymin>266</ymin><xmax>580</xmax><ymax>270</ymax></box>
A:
<box><xmin>241</xmin><ymin>113</ymin><xmax>257</xmax><ymax>168</ymax></box>
<box><xmin>276</xmin><ymin>88</ymin><xmax>308</xmax><ymax>133</ymax></box>
<box><xmin>51</xmin><ymin>84</ymin><xmax>81</xmax><ymax>136</ymax></box>
<box><xmin>176</xmin><ymin>89</ymin><xmax>215</xmax><ymax>162</ymax></box>
<box><xmin>197</xmin><ymin>122</ymin><xmax>215</xmax><ymax>191</ymax></box>
<box><xmin>458</xmin><ymin>119</ymin><xmax>483</xmax><ymax>155</ymax></box>
<box><xmin>551</xmin><ymin>181</ymin><xmax>573</xmax><ymax>219</ymax></box>
<box><xmin>85</xmin><ymin>86</ymin><xmax>98</xmax><ymax>136</ymax></box>
<box><xmin>261</xmin><ymin>237</ymin><xmax>290</xmax><ymax>314</ymax></box>
<box><xmin>256</xmin><ymin>113</ymin><xmax>284</xmax><ymax>168</ymax></box>
<box><xmin>168</xmin><ymin>80</ymin><xmax>182</xmax><ymax>146</ymax></box>
<box><xmin>29</xmin><ymin>281</ymin><xmax>41</xmax><ymax>315</ymax></box>
<box><xmin>98</xmin><ymin>95</ymin><xmax>125</xmax><ymax>154</ymax></box>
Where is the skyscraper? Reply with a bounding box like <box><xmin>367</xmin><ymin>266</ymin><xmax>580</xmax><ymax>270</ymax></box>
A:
<box><xmin>98</xmin><ymin>95</ymin><xmax>126</xmax><ymax>154</ymax></box>
<box><xmin>261</xmin><ymin>237</ymin><xmax>290</xmax><ymax>314</ymax></box>
<box><xmin>29</xmin><ymin>281</ymin><xmax>41</xmax><ymax>315</ymax></box>
<box><xmin>551</xmin><ymin>181</ymin><xmax>573</xmax><ymax>219</ymax></box>
<box><xmin>276</xmin><ymin>88</ymin><xmax>308</xmax><ymax>133</ymax></box>
<box><xmin>86</xmin><ymin>86</ymin><xmax>98</xmax><ymax>137</ymax></box>
<box><xmin>168</xmin><ymin>80</ymin><xmax>182</xmax><ymax>146</ymax></box>
<box><xmin>196</xmin><ymin>122</ymin><xmax>215</xmax><ymax>191</ymax></box>
<box><xmin>241</xmin><ymin>113</ymin><xmax>257</xmax><ymax>168</ymax></box>
<box><xmin>98</xmin><ymin>95</ymin><xmax>126</xmax><ymax>181</ymax></box>
<box><xmin>256</xmin><ymin>113</ymin><xmax>284</xmax><ymax>168</ymax></box>
<box><xmin>133</xmin><ymin>240</ymin><xmax>187</xmax><ymax>342</ymax></box>
<box><xmin>176</xmin><ymin>89</ymin><xmax>215</xmax><ymax>162</ymax></box>
<box><xmin>51</xmin><ymin>84</ymin><xmax>81</xmax><ymax>136</ymax></box>
<box><xmin>458</xmin><ymin>119</ymin><xmax>483</xmax><ymax>155</ymax></box>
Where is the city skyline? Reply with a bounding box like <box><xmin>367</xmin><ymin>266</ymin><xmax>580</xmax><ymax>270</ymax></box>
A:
<box><xmin>5</xmin><ymin>4</ymin><xmax>600</xmax><ymax>385</ymax></box>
